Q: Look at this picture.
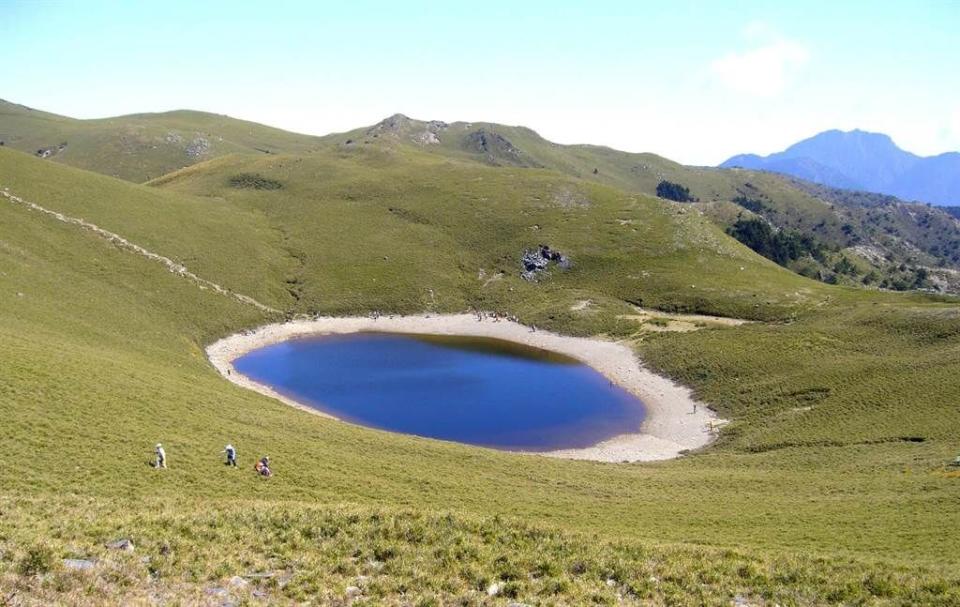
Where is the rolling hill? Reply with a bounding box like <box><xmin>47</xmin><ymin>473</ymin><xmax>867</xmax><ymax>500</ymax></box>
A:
<box><xmin>1</xmin><ymin>107</ymin><xmax>960</xmax><ymax>604</ymax></box>
<box><xmin>325</xmin><ymin>115</ymin><xmax>960</xmax><ymax>291</ymax></box>
<box><xmin>5</xmin><ymin>102</ymin><xmax>960</xmax><ymax>293</ymax></box>
<box><xmin>0</xmin><ymin>98</ymin><xmax>321</xmax><ymax>183</ymax></box>
<box><xmin>721</xmin><ymin>129</ymin><xmax>960</xmax><ymax>206</ymax></box>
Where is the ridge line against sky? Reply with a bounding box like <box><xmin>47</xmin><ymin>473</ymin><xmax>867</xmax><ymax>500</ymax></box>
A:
<box><xmin>2</xmin><ymin>0</ymin><xmax>959</xmax><ymax>165</ymax></box>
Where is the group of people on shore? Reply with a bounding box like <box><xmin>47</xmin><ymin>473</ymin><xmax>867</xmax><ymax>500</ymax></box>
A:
<box><xmin>472</xmin><ymin>309</ymin><xmax>520</xmax><ymax>323</ymax></box>
<box><xmin>154</xmin><ymin>443</ymin><xmax>272</xmax><ymax>477</ymax></box>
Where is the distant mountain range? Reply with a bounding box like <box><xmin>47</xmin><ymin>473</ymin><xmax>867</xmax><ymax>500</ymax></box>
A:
<box><xmin>720</xmin><ymin>130</ymin><xmax>960</xmax><ymax>206</ymax></box>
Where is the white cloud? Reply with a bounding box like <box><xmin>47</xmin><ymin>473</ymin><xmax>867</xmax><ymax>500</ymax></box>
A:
<box><xmin>710</xmin><ymin>30</ymin><xmax>810</xmax><ymax>97</ymax></box>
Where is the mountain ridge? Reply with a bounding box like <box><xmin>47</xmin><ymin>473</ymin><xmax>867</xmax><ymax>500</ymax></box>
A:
<box><xmin>721</xmin><ymin>129</ymin><xmax>960</xmax><ymax>206</ymax></box>
<box><xmin>4</xmin><ymin>100</ymin><xmax>960</xmax><ymax>293</ymax></box>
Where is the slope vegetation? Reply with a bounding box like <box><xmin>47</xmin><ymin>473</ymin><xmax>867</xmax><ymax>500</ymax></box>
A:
<box><xmin>151</xmin><ymin>142</ymin><xmax>837</xmax><ymax>323</ymax></box>
<box><xmin>325</xmin><ymin>115</ymin><xmax>960</xmax><ymax>292</ymax></box>
<box><xmin>5</xmin><ymin>101</ymin><xmax>958</xmax><ymax>292</ymax></box>
<box><xmin>0</xmin><ymin>99</ymin><xmax>321</xmax><ymax>182</ymax></box>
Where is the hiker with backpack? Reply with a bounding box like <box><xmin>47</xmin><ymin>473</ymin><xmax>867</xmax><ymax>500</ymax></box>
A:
<box><xmin>155</xmin><ymin>443</ymin><xmax>167</xmax><ymax>469</ymax></box>
<box><xmin>254</xmin><ymin>455</ymin><xmax>272</xmax><ymax>477</ymax></box>
<box><xmin>223</xmin><ymin>444</ymin><xmax>237</xmax><ymax>467</ymax></box>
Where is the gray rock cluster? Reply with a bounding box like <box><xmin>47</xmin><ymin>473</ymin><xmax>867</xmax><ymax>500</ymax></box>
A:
<box><xmin>413</xmin><ymin>120</ymin><xmax>449</xmax><ymax>145</ymax></box>
<box><xmin>62</xmin><ymin>558</ymin><xmax>97</xmax><ymax>571</ymax></box>
<box><xmin>35</xmin><ymin>142</ymin><xmax>67</xmax><ymax>159</ymax></box>
<box><xmin>521</xmin><ymin>245</ymin><xmax>571</xmax><ymax>281</ymax></box>
<box><xmin>464</xmin><ymin>129</ymin><xmax>520</xmax><ymax>159</ymax></box>
<box><xmin>368</xmin><ymin>113</ymin><xmax>412</xmax><ymax>135</ymax></box>
<box><xmin>186</xmin><ymin>136</ymin><xmax>210</xmax><ymax>158</ymax></box>
<box><xmin>414</xmin><ymin>131</ymin><xmax>440</xmax><ymax>145</ymax></box>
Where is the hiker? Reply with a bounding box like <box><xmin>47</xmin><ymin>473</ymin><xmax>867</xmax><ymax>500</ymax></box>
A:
<box><xmin>223</xmin><ymin>443</ymin><xmax>237</xmax><ymax>467</ymax></box>
<box><xmin>155</xmin><ymin>443</ymin><xmax>167</xmax><ymax>469</ymax></box>
<box><xmin>254</xmin><ymin>456</ymin><xmax>272</xmax><ymax>477</ymax></box>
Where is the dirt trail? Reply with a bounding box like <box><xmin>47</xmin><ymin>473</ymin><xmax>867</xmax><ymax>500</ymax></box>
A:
<box><xmin>0</xmin><ymin>187</ymin><xmax>281</xmax><ymax>315</ymax></box>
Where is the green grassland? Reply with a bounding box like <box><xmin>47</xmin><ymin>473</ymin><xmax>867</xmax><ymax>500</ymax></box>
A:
<box><xmin>150</xmin><ymin>144</ymin><xmax>838</xmax><ymax>322</ymax></box>
<box><xmin>6</xmin><ymin>101</ymin><xmax>958</xmax><ymax>289</ymax></box>
<box><xmin>0</xmin><ymin>99</ymin><xmax>321</xmax><ymax>183</ymax></box>
<box><xmin>323</xmin><ymin>114</ymin><xmax>960</xmax><ymax>290</ymax></box>
<box><xmin>1</xmin><ymin>120</ymin><xmax>960</xmax><ymax>606</ymax></box>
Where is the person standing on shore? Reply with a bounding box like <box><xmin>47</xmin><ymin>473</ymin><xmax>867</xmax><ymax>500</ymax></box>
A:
<box><xmin>155</xmin><ymin>443</ymin><xmax>167</xmax><ymax>469</ymax></box>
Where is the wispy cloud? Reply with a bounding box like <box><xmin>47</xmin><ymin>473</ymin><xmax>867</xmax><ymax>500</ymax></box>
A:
<box><xmin>710</xmin><ymin>24</ymin><xmax>810</xmax><ymax>97</ymax></box>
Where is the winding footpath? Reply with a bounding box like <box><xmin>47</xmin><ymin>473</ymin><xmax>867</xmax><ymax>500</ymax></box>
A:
<box><xmin>0</xmin><ymin>186</ymin><xmax>281</xmax><ymax>315</ymax></box>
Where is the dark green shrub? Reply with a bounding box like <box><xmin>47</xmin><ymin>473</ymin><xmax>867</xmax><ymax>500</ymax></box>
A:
<box><xmin>656</xmin><ymin>180</ymin><xmax>696</xmax><ymax>202</ymax></box>
<box><xmin>17</xmin><ymin>544</ymin><xmax>56</xmax><ymax>576</ymax></box>
<box><xmin>727</xmin><ymin>218</ymin><xmax>824</xmax><ymax>265</ymax></box>
<box><xmin>228</xmin><ymin>173</ymin><xmax>283</xmax><ymax>190</ymax></box>
<box><xmin>732</xmin><ymin>196</ymin><xmax>767</xmax><ymax>213</ymax></box>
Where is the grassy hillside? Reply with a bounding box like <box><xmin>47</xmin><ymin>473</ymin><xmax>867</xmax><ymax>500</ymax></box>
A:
<box><xmin>149</xmin><ymin>143</ymin><xmax>845</xmax><ymax>323</ymax></box>
<box><xmin>323</xmin><ymin>114</ymin><xmax>960</xmax><ymax>292</ymax></box>
<box><xmin>6</xmin><ymin>99</ymin><xmax>958</xmax><ymax>292</ymax></box>
<box><xmin>2</xmin><ymin>138</ymin><xmax>960</xmax><ymax>606</ymax></box>
<box><xmin>0</xmin><ymin>99</ymin><xmax>321</xmax><ymax>183</ymax></box>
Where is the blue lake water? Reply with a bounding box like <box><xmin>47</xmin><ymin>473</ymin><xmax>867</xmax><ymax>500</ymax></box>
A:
<box><xmin>233</xmin><ymin>332</ymin><xmax>646</xmax><ymax>451</ymax></box>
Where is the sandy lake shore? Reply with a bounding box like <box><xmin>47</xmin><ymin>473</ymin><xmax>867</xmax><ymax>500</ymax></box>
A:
<box><xmin>205</xmin><ymin>314</ymin><xmax>724</xmax><ymax>463</ymax></box>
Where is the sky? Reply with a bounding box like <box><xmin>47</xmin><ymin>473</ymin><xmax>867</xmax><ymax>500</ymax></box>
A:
<box><xmin>2</xmin><ymin>0</ymin><xmax>959</xmax><ymax>165</ymax></box>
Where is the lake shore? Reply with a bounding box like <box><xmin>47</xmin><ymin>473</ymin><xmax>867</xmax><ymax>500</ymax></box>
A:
<box><xmin>205</xmin><ymin>314</ymin><xmax>724</xmax><ymax>463</ymax></box>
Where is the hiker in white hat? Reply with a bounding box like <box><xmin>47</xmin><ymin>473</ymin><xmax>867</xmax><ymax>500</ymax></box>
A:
<box><xmin>223</xmin><ymin>443</ymin><xmax>237</xmax><ymax>467</ymax></box>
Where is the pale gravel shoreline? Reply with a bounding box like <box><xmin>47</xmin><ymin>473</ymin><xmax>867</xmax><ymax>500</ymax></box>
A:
<box><xmin>205</xmin><ymin>314</ymin><xmax>725</xmax><ymax>463</ymax></box>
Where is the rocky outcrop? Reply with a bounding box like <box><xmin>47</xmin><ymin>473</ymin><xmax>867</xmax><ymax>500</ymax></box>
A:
<box><xmin>464</xmin><ymin>129</ymin><xmax>520</xmax><ymax>161</ymax></box>
<box><xmin>365</xmin><ymin>114</ymin><xmax>449</xmax><ymax>146</ymax></box>
<box><xmin>521</xmin><ymin>245</ymin><xmax>571</xmax><ymax>281</ymax></box>
<box><xmin>186</xmin><ymin>136</ymin><xmax>210</xmax><ymax>158</ymax></box>
<box><xmin>36</xmin><ymin>142</ymin><xmax>67</xmax><ymax>159</ymax></box>
<box><xmin>414</xmin><ymin>131</ymin><xmax>440</xmax><ymax>145</ymax></box>
<box><xmin>366</xmin><ymin>113</ymin><xmax>414</xmax><ymax>138</ymax></box>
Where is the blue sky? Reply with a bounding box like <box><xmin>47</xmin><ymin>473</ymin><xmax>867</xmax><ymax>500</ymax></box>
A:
<box><xmin>3</xmin><ymin>0</ymin><xmax>958</xmax><ymax>164</ymax></box>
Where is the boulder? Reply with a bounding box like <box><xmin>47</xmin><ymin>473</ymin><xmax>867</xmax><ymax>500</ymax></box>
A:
<box><xmin>62</xmin><ymin>558</ymin><xmax>96</xmax><ymax>571</ymax></box>
<box><xmin>105</xmin><ymin>538</ymin><xmax>134</xmax><ymax>552</ymax></box>
<box><xmin>205</xmin><ymin>587</ymin><xmax>229</xmax><ymax>597</ymax></box>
